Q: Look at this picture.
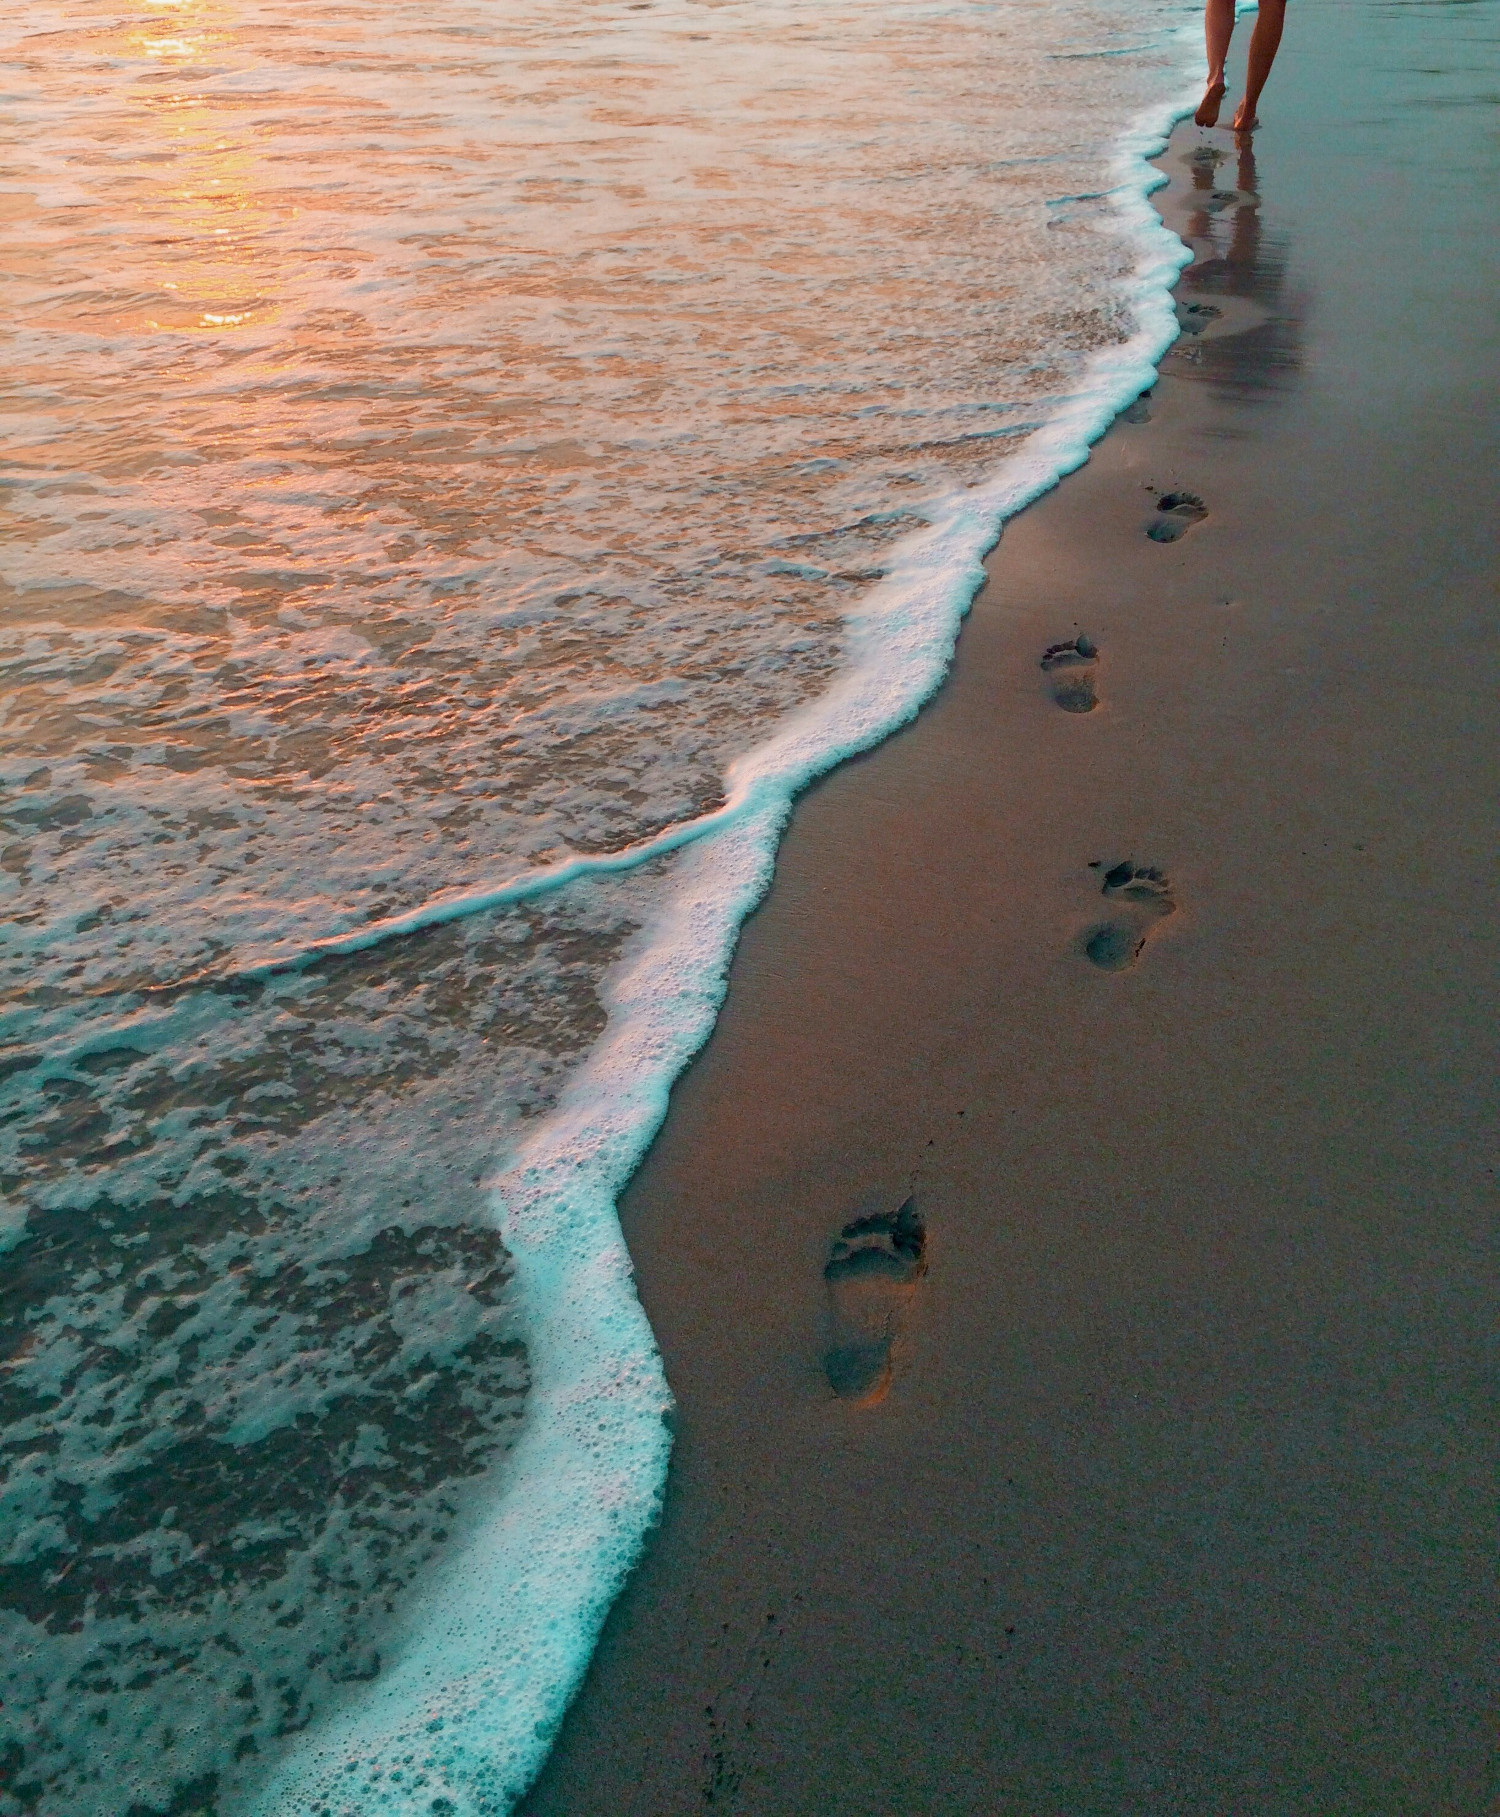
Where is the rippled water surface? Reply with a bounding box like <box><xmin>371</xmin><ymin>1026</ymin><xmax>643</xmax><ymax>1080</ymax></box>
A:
<box><xmin>1</xmin><ymin>0</ymin><xmax>1189</xmax><ymax>1808</ymax></box>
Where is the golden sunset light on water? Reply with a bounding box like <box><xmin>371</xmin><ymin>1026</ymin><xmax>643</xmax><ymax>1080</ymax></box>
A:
<box><xmin>96</xmin><ymin>2</ymin><xmax>287</xmax><ymax>336</ymax></box>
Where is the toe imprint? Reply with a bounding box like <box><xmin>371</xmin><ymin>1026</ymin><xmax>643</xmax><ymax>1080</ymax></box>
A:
<box><xmin>1101</xmin><ymin>859</ymin><xmax>1176</xmax><ymax>913</ymax></box>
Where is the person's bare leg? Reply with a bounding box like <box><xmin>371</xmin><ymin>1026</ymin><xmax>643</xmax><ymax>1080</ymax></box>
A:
<box><xmin>1195</xmin><ymin>0</ymin><xmax>1236</xmax><ymax>125</ymax></box>
<box><xmin>1233</xmin><ymin>0</ymin><xmax>1287</xmax><ymax>130</ymax></box>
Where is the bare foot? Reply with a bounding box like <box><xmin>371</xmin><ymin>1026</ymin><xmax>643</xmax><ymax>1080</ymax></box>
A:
<box><xmin>1194</xmin><ymin>80</ymin><xmax>1227</xmax><ymax>127</ymax></box>
<box><xmin>1232</xmin><ymin>100</ymin><xmax>1258</xmax><ymax>130</ymax></box>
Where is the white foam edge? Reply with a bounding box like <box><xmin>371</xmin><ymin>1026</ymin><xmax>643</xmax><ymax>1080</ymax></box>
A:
<box><xmin>250</xmin><ymin>59</ymin><xmax>1213</xmax><ymax>1817</ymax></box>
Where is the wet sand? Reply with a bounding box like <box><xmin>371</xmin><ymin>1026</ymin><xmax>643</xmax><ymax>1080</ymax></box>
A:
<box><xmin>519</xmin><ymin>3</ymin><xmax>1498</xmax><ymax>1810</ymax></box>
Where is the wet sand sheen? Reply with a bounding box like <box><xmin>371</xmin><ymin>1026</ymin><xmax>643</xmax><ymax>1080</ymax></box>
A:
<box><xmin>519</xmin><ymin>3</ymin><xmax>1498</xmax><ymax>1811</ymax></box>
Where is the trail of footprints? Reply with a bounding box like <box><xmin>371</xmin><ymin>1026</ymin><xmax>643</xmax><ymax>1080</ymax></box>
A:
<box><xmin>822</xmin><ymin>471</ymin><xmax>1204</xmax><ymax>1407</ymax></box>
<box><xmin>1040</xmin><ymin>618</ymin><xmax>1181</xmax><ymax>972</ymax></box>
<box><xmin>1038</xmin><ymin>474</ymin><xmax>1207</xmax><ymax>965</ymax></box>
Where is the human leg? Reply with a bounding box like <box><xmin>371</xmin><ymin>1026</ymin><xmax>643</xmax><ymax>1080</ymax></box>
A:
<box><xmin>1234</xmin><ymin>0</ymin><xmax>1288</xmax><ymax>130</ymax></box>
<box><xmin>1195</xmin><ymin>0</ymin><xmax>1237</xmax><ymax>125</ymax></box>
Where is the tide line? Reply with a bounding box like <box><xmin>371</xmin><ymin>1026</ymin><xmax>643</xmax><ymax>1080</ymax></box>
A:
<box><xmin>239</xmin><ymin>782</ymin><xmax>776</xmax><ymax>982</ymax></box>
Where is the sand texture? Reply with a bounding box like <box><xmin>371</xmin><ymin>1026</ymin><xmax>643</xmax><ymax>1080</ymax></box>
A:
<box><xmin>518</xmin><ymin>2</ymin><xmax>1499</xmax><ymax>1810</ymax></box>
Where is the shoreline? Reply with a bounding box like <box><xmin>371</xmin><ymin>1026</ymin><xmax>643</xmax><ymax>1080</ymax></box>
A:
<box><xmin>519</xmin><ymin>3</ymin><xmax>1489</xmax><ymax>1802</ymax></box>
<box><xmin>518</xmin><ymin>1</ymin><xmax>1497</xmax><ymax>1810</ymax></box>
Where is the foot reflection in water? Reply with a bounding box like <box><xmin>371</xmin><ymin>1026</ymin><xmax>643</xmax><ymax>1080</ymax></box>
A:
<box><xmin>1165</xmin><ymin>134</ymin><xmax>1308</xmax><ymax>402</ymax></box>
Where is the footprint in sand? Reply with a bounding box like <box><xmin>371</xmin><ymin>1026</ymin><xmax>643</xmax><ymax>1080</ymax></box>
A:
<box><xmin>1040</xmin><ymin>635</ymin><xmax>1100</xmax><ymax>713</ymax></box>
<box><xmin>1084</xmin><ymin>860</ymin><xmax>1177</xmax><ymax>970</ymax></box>
<box><xmin>1147</xmin><ymin>490</ymin><xmax>1209</xmax><ymax>543</ymax></box>
<box><xmin>1175</xmin><ymin>299</ymin><xmax>1223</xmax><ymax>335</ymax></box>
<box><xmin>823</xmin><ymin>1197</ymin><xmax>926</xmax><ymax>1403</ymax></box>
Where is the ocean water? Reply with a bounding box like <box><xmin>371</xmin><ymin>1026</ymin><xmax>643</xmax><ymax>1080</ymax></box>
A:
<box><xmin>0</xmin><ymin>0</ymin><xmax>1199</xmax><ymax>1810</ymax></box>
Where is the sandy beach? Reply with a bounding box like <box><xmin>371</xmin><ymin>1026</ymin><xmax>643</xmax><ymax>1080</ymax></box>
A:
<box><xmin>518</xmin><ymin>3</ymin><xmax>1498</xmax><ymax>1811</ymax></box>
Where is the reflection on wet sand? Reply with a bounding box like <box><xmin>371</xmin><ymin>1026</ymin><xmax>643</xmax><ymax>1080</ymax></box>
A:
<box><xmin>1165</xmin><ymin>135</ymin><xmax>1308</xmax><ymax>401</ymax></box>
